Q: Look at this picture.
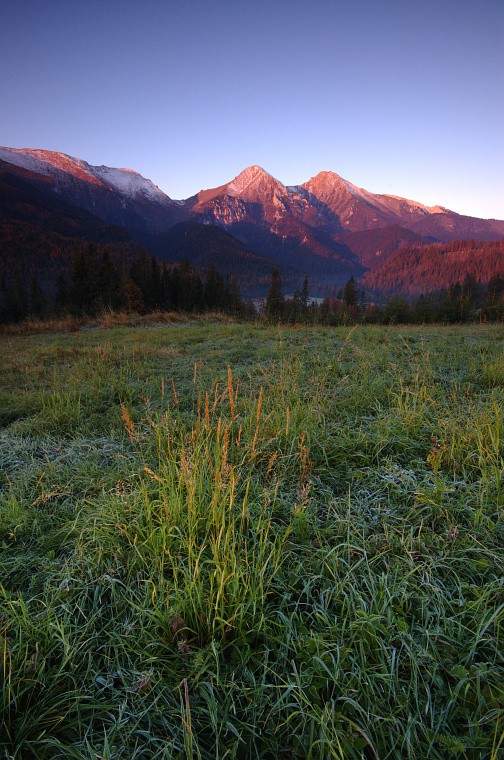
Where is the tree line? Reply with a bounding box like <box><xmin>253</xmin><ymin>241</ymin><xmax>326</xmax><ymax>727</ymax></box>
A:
<box><xmin>264</xmin><ymin>267</ymin><xmax>503</xmax><ymax>324</ymax></box>
<box><xmin>1</xmin><ymin>252</ymin><xmax>502</xmax><ymax>325</ymax></box>
<box><xmin>0</xmin><ymin>244</ymin><xmax>254</xmax><ymax>323</ymax></box>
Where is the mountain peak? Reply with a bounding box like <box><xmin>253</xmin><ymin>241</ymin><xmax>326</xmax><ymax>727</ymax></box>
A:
<box><xmin>303</xmin><ymin>170</ymin><xmax>364</xmax><ymax>197</ymax></box>
<box><xmin>240</xmin><ymin>164</ymin><xmax>268</xmax><ymax>174</ymax></box>
<box><xmin>308</xmin><ymin>170</ymin><xmax>344</xmax><ymax>183</ymax></box>
<box><xmin>227</xmin><ymin>165</ymin><xmax>286</xmax><ymax>200</ymax></box>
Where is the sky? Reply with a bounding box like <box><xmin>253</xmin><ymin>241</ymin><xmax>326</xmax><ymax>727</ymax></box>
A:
<box><xmin>1</xmin><ymin>0</ymin><xmax>503</xmax><ymax>219</ymax></box>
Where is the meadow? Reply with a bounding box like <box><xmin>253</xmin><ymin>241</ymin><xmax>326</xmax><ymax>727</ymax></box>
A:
<box><xmin>0</xmin><ymin>320</ymin><xmax>502</xmax><ymax>759</ymax></box>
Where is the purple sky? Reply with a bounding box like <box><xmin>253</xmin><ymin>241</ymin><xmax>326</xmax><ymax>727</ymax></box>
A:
<box><xmin>1</xmin><ymin>0</ymin><xmax>503</xmax><ymax>218</ymax></box>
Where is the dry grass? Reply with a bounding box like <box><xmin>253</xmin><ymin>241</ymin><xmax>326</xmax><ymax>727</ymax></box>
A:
<box><xmin>0</xmin><ymin>309</ymin><xmax>239</xmax><ymax>336</ymax></box>
<box><xmin>0</xmin><ymin>315</ymin><xmax>82</xmax><ymax>336</ymax></box>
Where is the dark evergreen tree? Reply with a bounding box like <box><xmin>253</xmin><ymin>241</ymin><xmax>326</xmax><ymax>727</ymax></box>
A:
<box><xmin>243</xmin><ymin>297</ymin><xmax>256</xmax><ymax>321</ymax></box>
<box><xmin>165</xmin><ymin>265</ymin><xmax>181</xmax><ymax>310</ymax></box>
<box><xmin>226</xmin><ymin>273</ymin><xmax>244</xmax><ymax>316</ymax></box>
<box><xmin>0</xmin><ymin>276</ymin><xmax>7</xmax><ymax>322</ymax></box>
<box><xmin>439</xmin><ymin>284</ymin><xmax>469</xmax><ymax>323</ymax></box>
<box><xmin>382</xmin><ymin>296</ymin><xmax>411</xmax><ymax>324</ymax></box>
<box><xmin>413</xmin><ymin>294</ymin><xmax>432</xmax><ymax>324</ymax></box>
<box><xmin>2</xmin><ymin>265</ymin><xmax>28</xmax><ymax>323</ymax></box>
<box><xmin>130</xmin><ymin>252</ymin><xmax>154</xmax><ymax>309</ymax></box>
<box><xmin>70</xmin><ymin>243</ymin><xmax>99</xmax><ymax>314</ymax></box>
<box><xmin>121</xmin><ymin>279</ymin><xmax>145</xmax><ymax>313</ymax></box>
<box><xmin>486</xmin><ymin>275</ymin><xmax>503</xmax><ymax>304</ymax></box>
<box><xmin>54</xmin><ymin>274</ymin><xmax>70</xmax><ymax>315</ymax></box>
<box><xmin>289</xmin><ymin>289</ymin><xmax>301</xmax><ymax>323</ymax></box>
<box><xmin>482</xmin><ymin>275</ymin><xmax>504</xmax><ymax>321</ymax></box>
<box><xmin>265</xmin><ymin>266</ymin><xmax>284</xmax><ymax>319</ymax></box>
<box><xmin>205</xmin><ymin>262</ymin><xmax>227</xmax><ymax>310</ymax></box>
<box><xmin>300</xmin><ymin>276</ymin><xmax>309</xmax><ymax>310</ymax></box>
<box><xmin>96</xmin><ymin>250</ymin><xmax>118</xmax><ymax>310</ymax></box>
<box><xmin>343</xmin><ymin>276</ymin><xmax>358</xmax><ymax>307</ymax></box>
<box><xmin>29</xmin><ymin>275</ymin><xmax>47</xmax><ymax>317</ymax></box>
<box><xmin>178</xmin><ymin>258</ymin><xmax>204</xmax><ymax>311</ymax></box>
<box><xmin>289</xmin><ymin>275</ymin><xmax>309</xmax><ymax>323</ymax></box>
<box><xmin>151</xmin><ymin>256</ymin><xmax>163</xmax><ymax>309</ymax></box>
<box><xmin>160</xmin><ymin>263</ymin><xmax>170</xmax><ymax>309</ymax></box>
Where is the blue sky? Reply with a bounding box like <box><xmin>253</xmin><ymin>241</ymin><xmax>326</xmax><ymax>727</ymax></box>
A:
<box><xmin>1</xmin><ymin>0</ymin><xmax>503</xmax><ymax>218</ymax></box>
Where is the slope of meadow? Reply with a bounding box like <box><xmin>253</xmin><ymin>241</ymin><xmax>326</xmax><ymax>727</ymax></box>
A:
<box><xmin>0</xmin><ymin>321</ymin><xmax>503</xmax><ymax>758</ymax></box>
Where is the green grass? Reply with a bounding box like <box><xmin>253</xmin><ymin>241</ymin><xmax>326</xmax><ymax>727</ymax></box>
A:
<box><xmin>1</xmin><ymin>322</ymin><xmax>503</xmax><ymax>758</ymax></box>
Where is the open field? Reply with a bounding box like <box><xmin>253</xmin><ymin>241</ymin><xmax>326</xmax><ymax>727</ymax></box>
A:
<box><xmin>1</xmin><ymin>321</ymin><xmax>503</xmax><ymax>759</ymax></box>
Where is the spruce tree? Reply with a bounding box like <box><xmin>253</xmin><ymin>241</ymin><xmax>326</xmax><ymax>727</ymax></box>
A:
<box><xmin>121</xmin><ymin>279</ymin><xmax>145</xmax><ymax>313</ymax></box>
<box><xmin>29</xmin><ymin>275</ymin><xmax>46</xmax><ymax>317</ymax></box>
<box><xmin>205</xmin><ymin>262</ymin><xmax>226</xmax><ymax>310</ymax></box>
<box><xmin>70</xmin><ymin>243</ymin><xmax>99</xmax><ymax>315</ymax></box>
<box><xmin>227</xmin><ymin>273</ymin><xmax>243</xmax><ymax>316</ymax></box>
<box><xmin>54</xmin><ymin>274</ymin><xmax>70</xmax><ymax>315</ymax></box>
<box><xmin>165</xmin><ymin>266</ymin><xmax>181</xmax><ymax>310</ymax></box>
<box><xmin>97</xmin><ymin>250</ymin><xmax>118</xmax><ymax>310</ymax></box>
<box><xmin>300</xmin><ymin>276</ymin><xmax>309</xmax><ymax>310</ymax></box>
<box><xmin>265</xmin><ymin>266</ymin><xmax>284</xmax><ymax>319</ymax></box>
<box><xmin>178</xmin><ymin>258</ymin><xmax>203</xmax><ymax>311</ymax></box>
<box><xmin>3</xmin><ymin>265</ymin><xmax>28</xmax><ymax>322</ymax></box>
<box><xmin>151</xmin><ymin>256</ymin><xmax>162</xmax><ymax>309</ymax></box>
<box><xmin>343</xmin><ymin>276</ymin><xmax>358</xmax><ymax>307</ymax></box>
<box><xmin>130</xmin><ymin>252</ymin><xmax>153</xmax><ymax>309</ymax></box>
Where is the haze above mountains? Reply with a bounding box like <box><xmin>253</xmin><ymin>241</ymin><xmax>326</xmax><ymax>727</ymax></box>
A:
<box><xmin>1</xmin><ymin>146</ymin><xmax>503</xmax><ymax>296</ymax></box>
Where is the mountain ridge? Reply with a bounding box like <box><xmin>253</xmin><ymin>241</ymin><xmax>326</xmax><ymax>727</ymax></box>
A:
<box><xmin>1</xmin><ymin>146</ymin><xmax>502</xmax><ymax>295</ymax></box>
<box><xmin>3</xmin><ymin>145</ymin><xmax>502</xmax><ymax>226</ymax></box>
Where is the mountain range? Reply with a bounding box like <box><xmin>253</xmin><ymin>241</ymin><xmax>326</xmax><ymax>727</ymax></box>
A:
<box><xmin>1</xmin><ymin>146</ymin><xmax>503</xmax><ymax>296</ymax></box>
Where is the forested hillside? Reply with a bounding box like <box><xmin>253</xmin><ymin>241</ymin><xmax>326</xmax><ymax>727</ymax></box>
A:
<box><xmin>363</xmin><ymin>239</ymin><xmax>504</xmax><ymax>297</ymax></box>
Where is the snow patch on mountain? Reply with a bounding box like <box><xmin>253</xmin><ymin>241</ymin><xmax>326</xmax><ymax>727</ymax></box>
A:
<box><xmin>0</xmin><ymin>146</ymin><xmax>172</xmax><ymax>203</ymax></box>
<box><xmin>91</xmin><ymin>166</ymin><xmax>170</xmax><ymax>203</ymax></box>
<box><xmin>0</xmin><ymin>147</ymin><xmax>112</xmax><ymax>188</ymax></box>
<box><xmin>0</xmin><ymin>146</ymin><xmax>53</xmax><ymax>176</ymax></box>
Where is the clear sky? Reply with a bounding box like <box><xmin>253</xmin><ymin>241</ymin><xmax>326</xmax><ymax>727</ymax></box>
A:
<box><xmin>1</xmin><ymin>0</ymin><xmax>503</xmax><ymax>218</ymax></box>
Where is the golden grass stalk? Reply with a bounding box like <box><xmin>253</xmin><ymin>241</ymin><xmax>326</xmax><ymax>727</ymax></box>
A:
<box><xmin>120</xmin><ymin>404</ymin><xmax>136</xmax><ymax>442</ymax></box>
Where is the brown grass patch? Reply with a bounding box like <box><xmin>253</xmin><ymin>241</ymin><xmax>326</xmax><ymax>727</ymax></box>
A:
<box><xmin>0</xmin><ymin>316</ymin><xmax>82</xmax><ymax>336</ymax></box>
<box><xmin>0</xmin><ymin>310</ymin><xmax>237</xmax><ymax>336</ymax></box>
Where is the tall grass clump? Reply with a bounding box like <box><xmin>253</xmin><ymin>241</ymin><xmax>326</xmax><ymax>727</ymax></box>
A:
<box><xmin>78</xmin><ymin>359</ymin><xmax>325</xmax><ymax>645</ymax></box>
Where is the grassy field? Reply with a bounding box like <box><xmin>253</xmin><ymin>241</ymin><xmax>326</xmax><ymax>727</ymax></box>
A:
<box><xmin>0</xmin><ymin>320</ymin><xmax>503</xmax><ymax>759</ymax></box>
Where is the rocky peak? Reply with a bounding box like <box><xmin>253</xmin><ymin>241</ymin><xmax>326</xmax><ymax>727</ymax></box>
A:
<box><xmin>302</xmin><ymin>170</ymin><xmax>365</xmax><ymax>200</ymax></box>
<box><xmin>226</xmin><ymin>165</ymin><xmax>288</xmax><ymax>202</ymax></box>
<box><xmin>305</xmin><ymin>170</ymin><xmax>345</xmax><ymax>186</ymax></box>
